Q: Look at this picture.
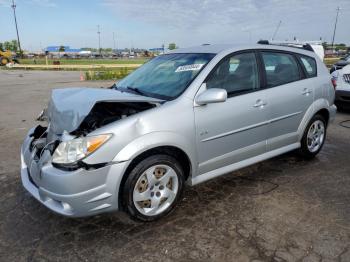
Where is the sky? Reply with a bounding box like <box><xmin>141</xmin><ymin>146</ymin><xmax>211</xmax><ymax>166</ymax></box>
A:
<box><xmin>0</xmin><ymin>0</ymin><xmax>350</xmax><ymax>51</ymax></box>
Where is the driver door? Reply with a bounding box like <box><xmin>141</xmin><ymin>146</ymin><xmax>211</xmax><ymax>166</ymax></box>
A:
<box><xmin>194</xmin><ymin>51</ymin><xmax>269</xmax><ymax>175</ymax></box>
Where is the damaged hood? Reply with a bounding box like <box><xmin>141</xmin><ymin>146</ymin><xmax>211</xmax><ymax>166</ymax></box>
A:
<box><xmin>47</xmin><ymin>87</ymin><xmax>163</xmax><ymax>134</ymax></box>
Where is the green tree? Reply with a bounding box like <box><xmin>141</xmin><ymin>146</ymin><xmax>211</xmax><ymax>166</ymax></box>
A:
<box><xmin>168</xmin><ymin>43</ymin><xmax>177</xmax><ymax>50</ymax></box>
<box><xmin>82</xmin><ymin>47</ymin><xmax>97</xmax><ymax>52</ymax></box>
<box><xmin>2</xmin><ymin>40</ymin><xmax>18</xmax><ymax>52</ymax></box>
<box><xmin>11</xmin><ymin>40</ymin><xmax>18</xmax><ymax>52</ymax></box>
<box><xmin>3</xmin><ymin>41</ymin><xmax>12</xmax><ymax>51</ymax></box>
<box><xmin>0</xmin><ymin>42</ymin><xmax>3</xmax><ymax>51</ymax></box>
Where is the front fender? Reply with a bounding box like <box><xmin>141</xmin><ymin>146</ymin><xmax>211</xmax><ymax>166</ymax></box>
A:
<box><xmin>113</xmin><ymin>131</ymin><xmax>198</xmax><ymax>179</ymax></box>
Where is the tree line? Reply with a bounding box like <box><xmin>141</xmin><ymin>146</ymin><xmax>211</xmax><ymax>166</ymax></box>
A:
<box><xmin>0</xmin><ymin>40</ymin><xmax>179</xmax><ymax>53</ymax></box>
<box><xmin>322</xmin><ymin>42</ymin><xmax>350</xmax><ymax>51</ymax></box>
<box><xmin>0</xmin><ymin>40</ymin><xmax>19</xmax><ymax>52</ymax></box>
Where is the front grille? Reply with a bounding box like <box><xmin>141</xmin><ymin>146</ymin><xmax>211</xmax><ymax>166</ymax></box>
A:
<box><xmin>344</xmin><ymin>74</ymin><xmax>350</xmax><ymax>84</ymax></box>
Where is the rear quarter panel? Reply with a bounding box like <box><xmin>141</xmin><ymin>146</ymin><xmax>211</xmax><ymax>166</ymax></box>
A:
<box><xmin>297</xmin><ymin>57</ymin><xmax>335</xmax><ymax>139</ymax></box>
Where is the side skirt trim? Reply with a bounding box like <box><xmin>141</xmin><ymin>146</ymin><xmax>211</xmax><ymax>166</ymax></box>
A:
<box><xmin>201</xmin><ymin>111</ymin><xmax>302</xmax><ymax>143</ymax></box>
<box><xmin>191</xmin><ymin>142</ymin><xmax>300</xmax><ymax>186</ymax></box>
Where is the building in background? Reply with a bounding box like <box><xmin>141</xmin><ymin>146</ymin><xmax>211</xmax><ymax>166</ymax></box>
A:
<box><xmin>149</xmin><ymin>47</ymin><xmax>169</xmax><ymax>55</ymax></box>
<box><xmin>44</xmin><ymin>46</ymin><xmax>82</xmax><ymax>57</ymax></box>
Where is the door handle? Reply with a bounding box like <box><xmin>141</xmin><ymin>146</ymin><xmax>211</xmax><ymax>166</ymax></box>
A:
<box><xmin>302</xmin><ymin>88</ymin><xmax>312</xmax><ymax>96</ymax></box>
<box><xmin>253</xmin><ymin>99</ymin><xmax>267</xmax><ymax>108</ymax></box>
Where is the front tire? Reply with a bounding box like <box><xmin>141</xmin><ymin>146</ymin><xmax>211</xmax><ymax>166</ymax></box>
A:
<box><xmin>299</xmin><ymin>114</ymin><xmax>327</xmax><ymax>159</ymax></box>
<box><xmin>122</xmin><ymin>154</ymin><xmax>185</xmax><ymax>222</ymax></box>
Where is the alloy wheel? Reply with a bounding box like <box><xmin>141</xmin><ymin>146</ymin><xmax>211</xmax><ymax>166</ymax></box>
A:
<box><xmin>307</xmin><ymin>120</ymin><xmax>325</xmax><ymax>153</ymax></box>
<box><xmin>133</xmin><ymin>164</ymin><xmax>179</xmax><ymax>216</ymax></box>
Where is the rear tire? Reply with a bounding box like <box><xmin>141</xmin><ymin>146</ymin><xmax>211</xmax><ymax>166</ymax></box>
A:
<box><xmin>122</xmin><ymin>154</ymin><xmax>185</xmax><ymax>222</ymax></box>
<box><xmin>299</xmin><ymin>114</ymin><xmax>327</xmax><ymax>159</ymax></box>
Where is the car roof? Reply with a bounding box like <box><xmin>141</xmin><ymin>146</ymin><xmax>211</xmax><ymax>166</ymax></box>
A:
<box><xmin>169</xmin><ymin>43</ymin><xmax>318</xmax><ymax>58</ymax></box>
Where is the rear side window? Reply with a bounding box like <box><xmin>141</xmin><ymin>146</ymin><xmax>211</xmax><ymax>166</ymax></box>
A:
<box><xmin>261</xmin><ymin>52</ymin><xmax>301</xmax><ymax>87</ymax></box>
<box><xmin>299</xmin><ymin>55</ymin><xmax>317</xmax><ymax>77</ymax></box>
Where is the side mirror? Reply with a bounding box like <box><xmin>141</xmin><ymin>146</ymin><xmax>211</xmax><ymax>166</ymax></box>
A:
<box><xmin>196</xmin><ymin>87</ymin><xmax>227</xmax><ymax>105</ymax></box>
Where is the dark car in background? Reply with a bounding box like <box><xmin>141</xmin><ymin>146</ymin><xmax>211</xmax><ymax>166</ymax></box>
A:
<box><xmin>330</xmin><ymin>54</ymin><xmax>350</xmax><ymax>73</ymax></box>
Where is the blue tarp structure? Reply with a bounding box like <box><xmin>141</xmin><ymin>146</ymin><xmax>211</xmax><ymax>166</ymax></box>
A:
<box><xmin>45</xmin><ymin>46</ymin><xmax>81</xmax><ymax>53</ymax></box>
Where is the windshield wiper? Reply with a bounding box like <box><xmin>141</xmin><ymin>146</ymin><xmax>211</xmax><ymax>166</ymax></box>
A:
<box><xmin>109</xmin><ymin>83</ymin><xmax>117</xmax><ymax>89</ymax></box>
<box><xmin>126</xmin><ymin>86</ymin><xmax>147</xmax><ymax>96</ymax></box>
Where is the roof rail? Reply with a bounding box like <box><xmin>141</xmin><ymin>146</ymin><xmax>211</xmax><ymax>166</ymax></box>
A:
<box><xmin>257</xmin><ymin>40</ymin><xmax>315</xmax><ymax>53</ymax></box>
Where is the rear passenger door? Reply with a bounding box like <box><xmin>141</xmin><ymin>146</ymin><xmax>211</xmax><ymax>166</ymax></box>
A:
<box><xmin>260</xmin><ymin>51</ymin><xmax>314</xmax><ymax>151</ymax></box>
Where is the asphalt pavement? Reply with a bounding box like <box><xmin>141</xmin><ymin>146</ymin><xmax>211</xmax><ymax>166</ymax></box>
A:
<box><xmin>0</xmin><ymin>70</ymin><xmax>350</xmax><ymax>262</ymax></box>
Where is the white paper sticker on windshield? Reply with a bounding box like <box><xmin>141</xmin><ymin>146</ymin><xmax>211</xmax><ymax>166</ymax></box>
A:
<box><xmin>175</xmin><ymin>64</ymin><xmax>204</xmax><ymax>73</ymax></box>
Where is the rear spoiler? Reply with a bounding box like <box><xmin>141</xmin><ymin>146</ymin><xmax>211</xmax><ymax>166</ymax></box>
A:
<box><xmin>257</xmin><ymin>40</ymin><xmax>315</xmax><ymax>53</ymax></box>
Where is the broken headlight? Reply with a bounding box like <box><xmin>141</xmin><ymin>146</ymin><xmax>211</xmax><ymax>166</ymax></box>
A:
<box><xmin>52</xmin><ymin>134</ymin><xmax>112</xmax><ymax>165</ymax></box>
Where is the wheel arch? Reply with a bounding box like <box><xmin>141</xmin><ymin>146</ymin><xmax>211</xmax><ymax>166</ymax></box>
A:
<box><xmin>117</xmin><ymin>145</ymin><xmax>192</xmax><ymax>210</ymax></box>
<box><xmin>297</xmin><ymin>98</ymin><xmax>331</xmax><ymax>140</ymax></box>
<box><xmin>314</xmin><ymin>108</ymin><xmax>329</xmax><ymax>125</ymax></box>
<box><xmin>113</xmin><ymin>132</ymin><xmax>196</xmax><ymax>210</ymax></box>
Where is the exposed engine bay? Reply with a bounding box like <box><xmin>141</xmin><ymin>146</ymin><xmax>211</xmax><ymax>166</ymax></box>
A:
<box><xmin>74</xmin><ymin>101</ymin><xmax>156</xmax><ymax>135</ymax></box>
<box><xmin>31</xmin><ymin>100</ymin><xmax>157</xmax><ymax>169</ymax></box>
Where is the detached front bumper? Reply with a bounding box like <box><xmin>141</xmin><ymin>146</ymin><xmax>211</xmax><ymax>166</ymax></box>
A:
<box><xmin>20</xmin><ymin>128</ymin><xmax>129</xmax><ymax>217</ymax></box>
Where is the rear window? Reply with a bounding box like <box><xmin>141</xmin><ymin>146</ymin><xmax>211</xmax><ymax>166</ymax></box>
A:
<box><xmin>261</xmin><ymin>52</ymin><xmax>301</xmax><ymax>87</ymax></box>
<box><xmin>299</xmin><ymin>55</ymin><xmax>317</xmax><ymax>78</ymax></box>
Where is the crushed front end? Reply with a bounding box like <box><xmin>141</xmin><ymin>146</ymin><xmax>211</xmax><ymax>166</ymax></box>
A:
<box><xmin>20</xmin><ymin>125</ymin><xmax>130</xmax><ymax>217</ymax></box>
<box><xmin>20</xmin><ymin>87</ymin><xmax>161</xmax><ymax>217</ymax></box>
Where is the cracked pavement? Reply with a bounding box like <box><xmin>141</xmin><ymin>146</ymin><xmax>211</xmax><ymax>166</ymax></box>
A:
<box><xmin>0</xmin><ymin>70</ymin><xmax>350</xmax><ymax>262</ymax></box>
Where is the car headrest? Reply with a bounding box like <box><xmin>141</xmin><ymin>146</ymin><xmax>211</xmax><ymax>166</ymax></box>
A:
<box><xmin>274</xmin><ymin>64</ymin><xmax>294</xmax><ymax>74</ymax></box>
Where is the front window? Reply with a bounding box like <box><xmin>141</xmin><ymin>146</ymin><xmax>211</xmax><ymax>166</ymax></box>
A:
<box><xmin>116</xmin><ymin>53</ymin><xmax>215</xmax><ymax>100</ymax></box>
<box><xmin>206</xmin><ymin>52</ymin><xmax>259</xmax><ymax>96</ymax></box>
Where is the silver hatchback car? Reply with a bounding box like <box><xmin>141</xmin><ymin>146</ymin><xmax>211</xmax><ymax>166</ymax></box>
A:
<box><xmin>21</xmin><ymin>43</ymin><xmax>336</xmax><ymax>221</ymax></box>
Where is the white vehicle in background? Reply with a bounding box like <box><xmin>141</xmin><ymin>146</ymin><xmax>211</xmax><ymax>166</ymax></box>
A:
<box><xmin>332</xmin><ymin>64</ymin><xmax>350</xmax><ymax>110</ymax></box>
<box><xmin>79</xmin><ymin>50</ymin><xmax>92</xmax><ymax>57</ymax></box>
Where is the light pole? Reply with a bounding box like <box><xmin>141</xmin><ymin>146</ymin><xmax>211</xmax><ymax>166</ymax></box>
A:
<box><xmin>271</xmin><ymin>20</ymin><xmax>282</xmax><ymax>41</ymax></box>
<box><xmin>11</xmin><ymin>0</ymin><xmax>22</xmax><ymax>56</ymax></box>
<box><xmin>113</xmin><ymin>32</ymin><xmax>116</xmax><ymax>52</ymax></box>
<box><xmin>97</xmin><ymin>25</ymin><xmax>101</xmax><ymax>56</ymax></box>
<box><xmin>331</xmin><ymin>7</ymin><xmax>341</xmax><ymax>50</ymax></box>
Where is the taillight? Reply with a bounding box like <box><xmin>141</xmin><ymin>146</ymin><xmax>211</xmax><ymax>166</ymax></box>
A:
<box><xmin>331</xmin><ymin>77</ymin><xmax>337</xmax><ymax>89</ymax></box>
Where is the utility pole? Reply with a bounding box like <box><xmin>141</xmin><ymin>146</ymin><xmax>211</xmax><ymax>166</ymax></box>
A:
<box><xmin>331</xmin><ymin>7</ymin><xmax>340</xmax><ymax>50</ymax></box>
<box><xmin>11</xmin><ymin>0</ymin><xmax>22</xmax><ymax>56</ymax></box>
<box><xmin>271</xmin><ymin>20</ymin><xmax>282</xmax><ymax>41</ymax></box>
<box><xmin>113</xmin><ymin>32</ymin><xmax>116</xmax><ymax>51</ymax></box>
<box><xmin>97</xmin><ymin>25</ymin><xmax>101</xmax><ymax>56</ymax></box>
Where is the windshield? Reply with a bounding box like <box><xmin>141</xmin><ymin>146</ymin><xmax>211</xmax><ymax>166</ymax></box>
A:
<box><xmin>116</xmin><ymin>53</ymin><xmax>215</xmax><ymax>100</ymax></box>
